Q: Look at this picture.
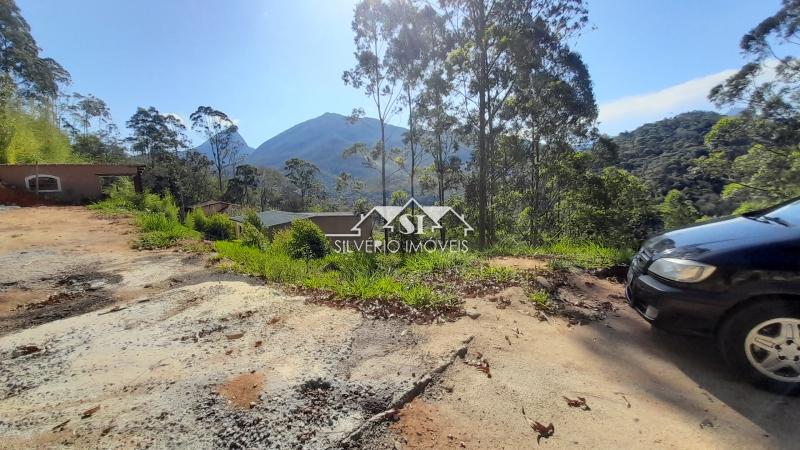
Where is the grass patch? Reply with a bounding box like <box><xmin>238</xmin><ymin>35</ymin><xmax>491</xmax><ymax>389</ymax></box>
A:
<box><xmin>214</xmin><ymin>240</ymin><xmax>309</xmax><ymax>284</ymax></box>
<box><xmin>487</xmin><ymin>239</ymin><xmax>632</xmax><ymax>269</ymax></box>
<box><xmin>134</xmin><ymin>212</ymin><xmax>200</xmax><ymax>249</ymax></box>
<box><xmin>215</xmin><ymin>240</ymin><xmax>458</xmax><ymax>308</ymax></box>
<box><xmin>401</xmin><ymin>250</ymin><xmax>476</xmax><ymax>275</ymax></box>
<box><xmin>528</xmin><ymin>289</ymin><xmax>551</xmax><ymax>309</ymax></box>
<box><xmin>464</xmin><ymin>264</ymin><xmax>516</xmax><ymax>282</ymax></box>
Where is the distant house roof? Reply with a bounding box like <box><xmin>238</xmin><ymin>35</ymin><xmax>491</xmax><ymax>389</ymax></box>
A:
<box><xmin>191</xmin><ymin>200</ymin><xmax>237</xmax><ymax>208</ymax></box>
<box><xmin>231</xmin><ymin>210</ymin><xmax>355</xmax><ymax>228</ymax></box>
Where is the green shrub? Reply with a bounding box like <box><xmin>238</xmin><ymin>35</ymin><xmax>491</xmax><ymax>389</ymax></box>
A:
<box><xmin>204</xmin><ymin>213</ymin><xmax>235</xmax><ymax>240</ymax></box>
<box><xmin>185</xmin><ymin>208</ymin><xmax>209</xmax><ymax>232</ymax></box>
<box><xmin>270</xmin><ymin>228</ymin><xmax>292</xmax><ymax>254</ymax></box>
<box><xmin>241</xmin><ymin>223</ymin><xmax>268</xmax><ymax>250</ymax></box>
<box><xmin>243</xmin><ymin>209</ymin><xmax>264</xmax><ymax>231</ymax></box>
<box><xmin>185</xmin><ymin>210</ymin><xmax>232</xmax><ymax>240</ymax></box>
<box><xmin>89</xmin><ymin>178</ymin><xmax>138</xmax><ymax>214</ymax></box>
<box><xmin>185</xmin><ymin>208</ymin><xmax>234</xmax><ymax>241</ymax></box>
<box><xmin>287</xmin><ymin>219</ymin><xmax>330</xmax><ymax>259</ymax></box>
<box><xmin>140</xmin><ymin>192</ymin><xmax>179</xmax><ymax>222</ymax></box>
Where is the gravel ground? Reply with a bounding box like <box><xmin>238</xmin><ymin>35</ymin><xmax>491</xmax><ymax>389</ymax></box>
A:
<box><xmin>1</xmin><ymin>207</ymin><xmax>798</xmax><ymax>449</ymax></box>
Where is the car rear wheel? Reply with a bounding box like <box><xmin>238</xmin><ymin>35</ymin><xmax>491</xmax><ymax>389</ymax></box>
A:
<box><xmin>718</xmin><ymin>299</ymin><xmax>800</xmax><ymax>393</ymax></box>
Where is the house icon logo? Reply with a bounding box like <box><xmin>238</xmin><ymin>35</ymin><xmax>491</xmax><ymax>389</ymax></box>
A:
<box><xmin>326</xmin><ymin>198</ymin><xmax>474</xmax><ymax>238</ymax></box>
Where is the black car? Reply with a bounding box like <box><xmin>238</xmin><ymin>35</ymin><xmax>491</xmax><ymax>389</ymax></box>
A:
<box><xmin>627</xmin><ymin>198</ymin><xmax>800</xmax><ymax>391</ymax></box>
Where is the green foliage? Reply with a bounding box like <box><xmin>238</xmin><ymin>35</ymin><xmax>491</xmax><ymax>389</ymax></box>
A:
<box><xmin>659</xmin><ymin>189</ymin><xmax>699</xmax><ymax>230</ymax></box>
<box><xmin>390</xmin><ymin>190</ymin><xmax>409</xmax><ymax>206</ymax></box>
<box><xmin>322</xmin><ymin>252</ymin><xmax>380</xmax><ymax>279</ymax></box>
<box><xmin>90</xmin><ymin>183</ymin><xmax>200</xmax><ymax>249</ymax></box>
<box><xmin>400</xmin><ymin>251</ymin><xmax>476</xmax><ymax>275</ymax></box>
<box><xmin>284</xmin><ymin>158</ymin><xmax>321</xmax><ymax>210</ymax></box>
<box><xmin>529</xmin><ymin>290</ymin><xmax>551</xmax><ymax>309</ymax></box>
<box><xmin>88</xmin><ymin>178</ymin><xmax>138</xmax><ymax>214</ymax></box>
<box><xmin>0</xmin><ymin>5</ymin><xmax>70</xmax><ymax>99</ymax></box>
<box><xmin>89</xmin><ymin>179</ymin><xmax>181</xmax><ymax>223</ymax></box>
<box><xmin>214</xmin><ymin>241</ymin><xmax>307</xmax><ymax>283</ymax></box>
<box><xmin>286</xmin><ymin>219</ymin><xmax>330</xmax><ymax>259</ymax></box>
<box><xmin>614</xmin><ymin>111</ymin><xmax>724</xmax><ymax>203</ymax></box>
<box><xmin>541</xmin><ymin>240</ymin><xmax>633</xmax><ymax>269</ymax></box>
<box><xmin>243</xmin><ymin>208</ymin><xmax>264</xmax><ymax>231</ymax></box>
<box><xmin>226</xmin><ymin>165</ymin><xmax>261</xmax><ymax>206</ymax></box>
<box><xmin>134</xmin><ymin>213</ymin><xmax>200</xmax><ymax>249</ymax></box>
<box><xmin>696</xmin><ymin>117</ymin><xmax>800</xmax><ymax>211</ymax></box>
<box><xmin>140</xmin><ymin>192</ymin><xmax>179</xmax><ymax>222</ymax></box>
<box><xmin>303</xmin><ymin>269</ymin><xmax>446</xmax><ymax>308</ymax></box>
<box><xmin>270</xmin><ymin>228</ymin><xmax>293</xmax><ymax>254</ymax></box>
<box><xmin>204</xmin><ymin>214</ymin><xmax>236</xmax><ymax>241</ymax></box>
<box><xmin>487</xmin><ymin>239</ymin><xmax>632</xmax><ymax>269</ymax></box>
<box><xmin>185</xmin><ymin>208</ymin><xmax>209</xmax><ymax>232</ymax></box>
<box><xmin>240</xmin><ymin>223</ymin><xmax>268</xmax><ymax>250</ymax></box>
<box><xmin>560</xmin><ymin>167</ymin><xmax>659</xmax><ymax>248</ymax></box>
<box><xmin>0</xmin><ymin>107</ymin><xmax>77</xmax><ymax>164</ymax></box>
<box><xmin>215</xmin><ymin>239</ymin><xmax>462</xmax><ymax>308</ymax></box>
<box><xmin>185</xmin><ymin>207</ymin><xmax>235</xmax><ymax>241</ymax></box>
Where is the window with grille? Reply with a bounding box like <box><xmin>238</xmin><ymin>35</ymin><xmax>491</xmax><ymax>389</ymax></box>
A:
<box><xmin>25</xmin><ymin>175</ymin><xmax>61</xmax><ymax>192</ymax></box>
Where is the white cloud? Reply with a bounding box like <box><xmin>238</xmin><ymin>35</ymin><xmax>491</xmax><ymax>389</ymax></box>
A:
<box><xmin>598</xmin><ymin>59</ymin><xmax>781</xmax><ymax>134</ymax></box>
<box><xmin>597</xmin><ymin>69</ymin><xmax>737</xmax><ymax>134</ymax></box>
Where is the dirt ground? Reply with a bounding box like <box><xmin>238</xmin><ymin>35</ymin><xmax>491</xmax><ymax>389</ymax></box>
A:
<box><xmin>0</xmin><ymin>207</ymin><xmax>798</xmax><ymax>449</ymax></box>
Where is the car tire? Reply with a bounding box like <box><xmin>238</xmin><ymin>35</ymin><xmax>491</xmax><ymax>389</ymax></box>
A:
<box><xmin>718</xmin><ymin>298</ymin><xmax>800</xmax><ymax>394</ymax></box>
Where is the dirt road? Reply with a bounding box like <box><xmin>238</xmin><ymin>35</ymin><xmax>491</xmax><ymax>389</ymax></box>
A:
<box><xmin>0</xmin><ymin>207</ymin><xmax>797</xmax><ymax>449</ymax></box>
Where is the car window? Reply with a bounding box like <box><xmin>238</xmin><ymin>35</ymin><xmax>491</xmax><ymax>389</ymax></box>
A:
<box><xmin>763</xmin><ymin>199</ymin><xmax>800</xmax><ymax>226</ymax></box>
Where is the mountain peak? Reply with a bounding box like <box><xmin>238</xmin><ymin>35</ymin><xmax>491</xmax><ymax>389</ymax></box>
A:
<box><xmin>245</xmin><ymin>113</ymin><xmax>409</xmax><ymax>183</ymax></box>
<box><xmin>192</xmin><ymin>130</ymin><xmax>255</xmax><ymax>158</ymax></box>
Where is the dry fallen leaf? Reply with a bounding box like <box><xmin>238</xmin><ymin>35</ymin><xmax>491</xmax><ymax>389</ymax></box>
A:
<box><xmin>563</xmin><ymin>396</ymin><xmax>590</xmax><ymax>411</ymax></box>
<box><xmin>225</xmin><ymin>333</ymin><xmax>244</xmax><ymax>340</ymax></box>
<box><xmin>477</xmin><ymin>360</ymin><xmax>492</xmax><ymax>378</ymax></box>
<box><xmin>521</xmin><ymin>407</ymin><xmax>554</xmax><ymax>444</ymax></box>
<box><xmin>81</xmin><ymin>405</ymin><xmax>100</xmax><ymax>419</ymax></box>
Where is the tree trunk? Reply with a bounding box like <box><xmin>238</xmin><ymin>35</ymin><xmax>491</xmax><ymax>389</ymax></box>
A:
<box><xmin>476</xmin><ymin>1</ymin><xmax>488</xmax><ymax>249</ymax></box>
<box><xmin>407</xmin><ymin>85</ymin><xmax>416</xmax><ymax>201</ymax></box>
<box><xmin>437</xmin><ymin>133</ymin><xmax>446</xmax><ymax>242</ymax></box>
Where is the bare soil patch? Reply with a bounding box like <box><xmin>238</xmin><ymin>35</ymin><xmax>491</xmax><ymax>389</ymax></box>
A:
<box><xmin>218</xmin><ymin>371</ymin><xmax>265</xmax><ymax>408</ymax></box>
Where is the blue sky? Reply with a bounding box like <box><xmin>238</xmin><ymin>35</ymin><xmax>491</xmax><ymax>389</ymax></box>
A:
<box><xmin>19</xmin><ymin>0</ymin><xmax>782</xmax><ymax>146</ymax></box>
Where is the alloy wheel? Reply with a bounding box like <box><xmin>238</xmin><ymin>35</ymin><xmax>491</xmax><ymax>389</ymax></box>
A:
<box><xmin>745</xmin><ymin>318</ymin><xmax>800</xmax><ymax>383</ymax></box>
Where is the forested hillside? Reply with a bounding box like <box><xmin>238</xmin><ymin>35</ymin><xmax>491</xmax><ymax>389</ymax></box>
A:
<box><xmin>615</xmin><ymin>111</ymin><xmax>722</xmax><ymax>186</ymax></box>
<box><xmin>612</xmin><ymin>111</ymin><xmax>737</xmax><ymax>215</ymax></box>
